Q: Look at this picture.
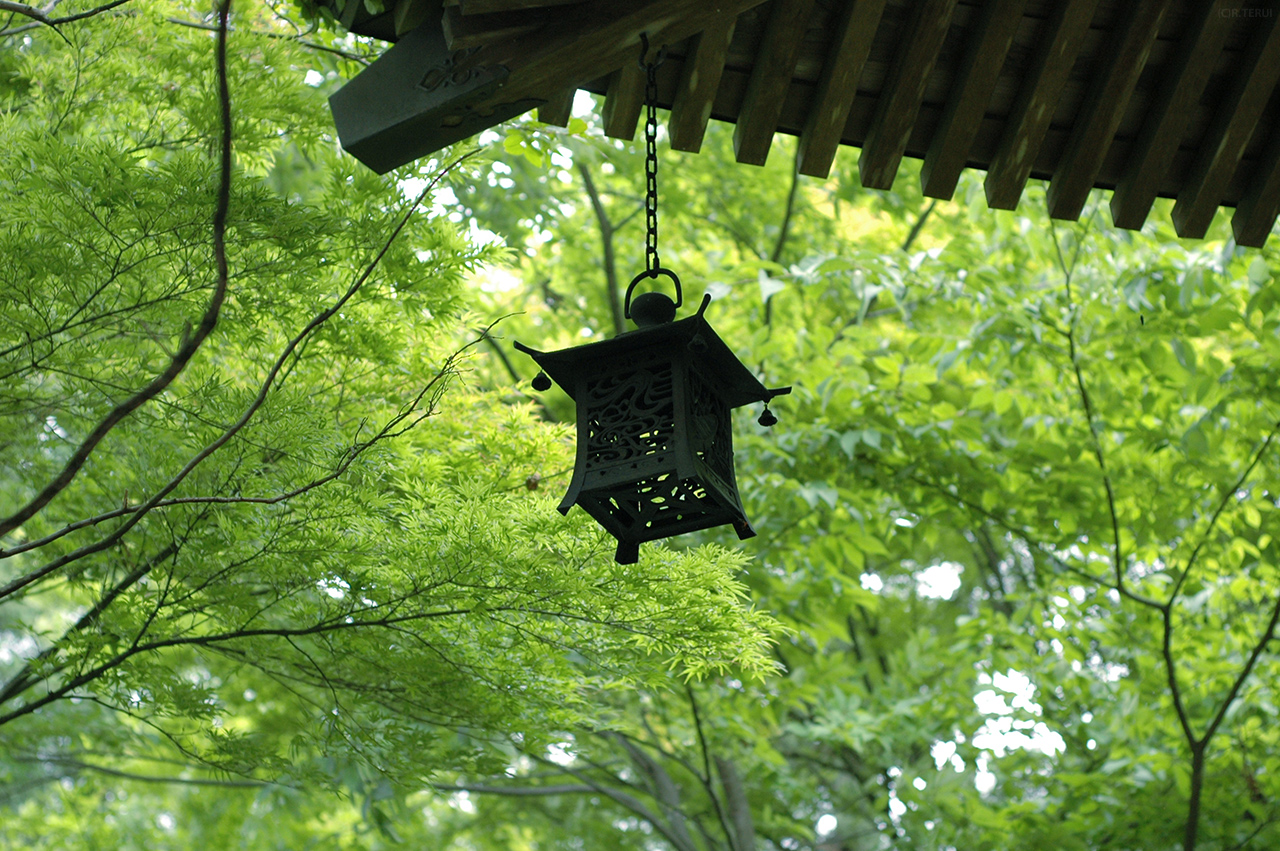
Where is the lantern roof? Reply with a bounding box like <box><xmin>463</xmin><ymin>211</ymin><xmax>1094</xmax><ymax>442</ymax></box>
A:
<box><xmin>514</xmin><ymin>295</ymin><xmax>786</xmax><ymax>410</ymax></box>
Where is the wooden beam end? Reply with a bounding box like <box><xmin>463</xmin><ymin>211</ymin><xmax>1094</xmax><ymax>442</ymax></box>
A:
<box><xmin>537</xmin><ymin>88</ymin><xmax>575</xmax><ymax>127</ymax></box>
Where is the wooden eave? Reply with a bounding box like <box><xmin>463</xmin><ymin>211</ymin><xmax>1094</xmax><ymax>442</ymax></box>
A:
<box><xmin>326</xmin><ymin>0</ymin><xmax>1280</xmax><ymax>246</ymax></box>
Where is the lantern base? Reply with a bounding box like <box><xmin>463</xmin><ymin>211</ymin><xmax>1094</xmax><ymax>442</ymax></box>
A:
<box><xmin>568</xmin><ymin>471</ymin><xmax>755</xmax><ymax>564</ymax></box>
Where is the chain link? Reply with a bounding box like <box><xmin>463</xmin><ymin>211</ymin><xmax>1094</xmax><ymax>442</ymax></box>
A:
<box><xmin>643</xmin><ymin>41</ymin><xmax>660</xmax><ymax>275</ymax></box>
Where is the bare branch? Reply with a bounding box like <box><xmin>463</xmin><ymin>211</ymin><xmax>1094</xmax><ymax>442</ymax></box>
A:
<box><xmin>0</xmin><ymin>0</ymin><xmax>128</xmax><ymax>25</ymax></box>
<box><xmin>578</xmin><ymin>161</ymin><xmax>625</xmax><ymax>336</ymax></box>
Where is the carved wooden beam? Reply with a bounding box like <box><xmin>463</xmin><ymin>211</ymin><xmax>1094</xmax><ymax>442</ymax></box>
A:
<box><xmin>330</xmin><ymin>0</ymin><xmax>770</xmax><ymax>174</ymax></box>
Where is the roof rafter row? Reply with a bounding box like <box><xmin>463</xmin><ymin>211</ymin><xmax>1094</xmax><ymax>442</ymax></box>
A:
<box><xmin>326</xmin><ymin>0</ymin><xmax>1280</xmax><ymax>246</ymax></box>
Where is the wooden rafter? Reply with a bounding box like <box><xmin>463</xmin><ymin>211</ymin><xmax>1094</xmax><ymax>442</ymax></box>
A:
<box><xmin>796</xmin><ymin>0</ymin><xmax>887</xmax><ymax>179</ymax></box>
<box><xmin>858</xmin><ymin>0</ymin><xmax>958</xmax><ymax>190</ymax></box>
<box><xmin>602</xmin><ymin>62</ymin><xmax>646</xmax><ymax>141</ymax></box>
<box><xmin>669</xmin><ymin>19</ymin><xmax>737</xmax><ymax>153</ymax></box>
<box><xmin>983</xmin><ymin>0</ymin><xmax>1100</xmax><ymax>210</ymax></box>
<box><xmin>538</xmin><ymin>88</ymin><xmax>575</xmax><ymax>126</ymax></box>
<box><xmin>1109</xmin><ymin>0</ymin><xmax>1234</xmax><ymax>231</ymax></box>
<box><xmin>1172</xmin><ymin>12</ymin><xmax>1280</xmax><ymax>240</ymax></box>
<box><xmin>733</xmin><ymin>0</ymin><xmax>817</xmax><ymax>165</ymax></box>
<box><xmin>920</xmin><ymin>0</ymin><xmax>1026</xmax><ymax>199</ymax></box>
<box><xmin>1046</xmin><ymin>0</ymin><xmax>1171</xmax><ymax>221</ymax></box>
<box><xmin>442</xmin><ymin>6</ymin><xmax>542</xmax><ymax>50</ymax></box>
<box><xmin>1232</xmin><ymin>105</ymin><xmax>1280</xmax><ymax>247</ymax></box>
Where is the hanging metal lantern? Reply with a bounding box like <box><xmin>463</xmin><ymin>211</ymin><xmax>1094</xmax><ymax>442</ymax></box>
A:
<box><xmin>513</xmin><ymin>36</ymin><xmax>789</xmax><ymax>563</ymax></box>
<box><xmin>515</xmin><ymin>271</ymin><xmax>789</xmax><ymax>564</ymax></box>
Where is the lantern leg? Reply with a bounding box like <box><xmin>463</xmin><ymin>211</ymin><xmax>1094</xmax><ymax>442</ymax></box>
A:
<box><xmin>615</xmin><ymin>539</ymin><xmax>640</xmax><ymax>565</ymax></box>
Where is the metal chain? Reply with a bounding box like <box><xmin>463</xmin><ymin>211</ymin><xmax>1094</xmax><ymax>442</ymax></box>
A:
<box><xmin>642</xmin><ymin>38</ymin><xmax>661</xmax><ymax>275</ymax></box>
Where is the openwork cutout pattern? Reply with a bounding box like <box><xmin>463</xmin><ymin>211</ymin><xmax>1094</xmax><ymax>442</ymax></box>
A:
<box><xmin>583</xmin><ymin>472</ymin><xmax>716</xmax><ymax>538</ymax></box>
<box><xmin>583</xmin><ymin>364</ymin><xmax>675</xmax><ymax>467</ymax></box>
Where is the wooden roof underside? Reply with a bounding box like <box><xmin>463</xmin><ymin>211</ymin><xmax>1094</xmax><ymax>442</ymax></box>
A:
<box><xmin>327</xmin><ymin>0</ymin><xmax>1280</xmax><ymax>246</ymax></box>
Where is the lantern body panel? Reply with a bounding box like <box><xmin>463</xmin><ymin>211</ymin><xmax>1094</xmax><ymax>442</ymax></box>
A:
<box><xmin>561</xmin><ymin>349</ymin><xmax>752</xmax><ymax>555</ymax></box>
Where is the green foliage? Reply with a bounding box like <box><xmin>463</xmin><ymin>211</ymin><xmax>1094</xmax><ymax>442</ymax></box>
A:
<box><xmin>5</xmin><ymin>4</ymin><xmax>1280</xmax><ymax>850</ymax></box>
<box><xmin>444</xmin><ymin>102</ymin><xmax>1280</xmax><ymax>851</ymax></box>
<box><xmin>0</xmin><ymin>4</ymin><xmax>773</xmax><ymax>845</ymax></box>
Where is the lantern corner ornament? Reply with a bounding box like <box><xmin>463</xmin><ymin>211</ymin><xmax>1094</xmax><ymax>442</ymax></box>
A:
<box><xmin>515</xmin><ymin>271</ymin><xmax>789</xmax><ymax>564</ymax></box>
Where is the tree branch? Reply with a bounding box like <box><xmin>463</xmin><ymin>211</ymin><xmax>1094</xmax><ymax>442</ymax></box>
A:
<box><xmin>164</xmin><ymin>16</ymin><xmax>373</xmax><ymax>66</ymax></box>
<box><xmin>15</xmin><ymin>755</ymin><xmax>267</xmax><ymax>788</ymax></box>
<box><xmin>0</xmin><ymin>0</ymin><xmax>230</xmax><ymax>542</ymax></box>
<box><xmin>0</xmin><ymin>605</ymin><xmax>477</xmax><ymax>727</ymax></box>
<box><xmin>1202</xmin><ymin>588</ymin><xmax>1280</xmax><ymax>747</ymax></box>
<box><xmin>899</xmin><ymin>198</ymin><xmax>937</xmax><ymax>255</ymax></box>
<box><xmin>0</xmin><ymin>0</ymin><xmax>128</xmax><ymax>29</ymax></box>
<box><xmin>764</xmin><ymin>146</ymin><xmax>803</xmax><ymax>327</ymax></box>
<box><xmin>1050</xmin><ymin>219</ymin><xmax>1126</xmax><ymax>598</ymax></box>
<box><xmin>686</xmin><ymin>684</ymin><xmax>736</xmax><ymax>846</ymax></box>
<box><xmin>578</xmin><ymin>161</ymin><xmax>625</xmax><ymax>335</ymax></box>
<box><xmin>527</xmin><ymin>752</ymin><xmax>701</xmax><ymax>851</ymax></box>
<box><xmin>431</xmin><ymin>782</ymin><xmax>596</xmax><ymax>798</ymax></box>
<box><xmin>714</xmin><ymin>755</ymin><xmax>757</xmax><ymax>851</ymax></box>
<box><xmin>1</xmin><ymin>351</ymin><xmax>464</xmax><ymax>561</ymax></box>
<box><xmin>0</xmin><ymin>133</ymin><xmax>482</xmax><ymax>600</ymax></box>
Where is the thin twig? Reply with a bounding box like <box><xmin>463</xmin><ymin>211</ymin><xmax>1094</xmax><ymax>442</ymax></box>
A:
<box><xmin>165</xmin><ymin>16</ymin><xmax>373</xmax><ymax>66</ymax></box>
<box><xmin>686</xmin><ymin>684</ymin><xmax>736</xmax><ymax>847</ymax></box>
<box><xmin>1050</xmin><ymin>219</ymin><xmax>1126</xmax><ymax>595</ymax></box>
<box><xmin>1168</xmin><ymin>424</ymin><xmax>1280</xmax><ymax>604</ymax></box>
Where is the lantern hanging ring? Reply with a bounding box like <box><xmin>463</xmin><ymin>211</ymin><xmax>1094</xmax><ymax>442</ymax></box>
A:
<box><xmin>624</xmin><ymin>267</ymin><xmax>683</xmax><ymax>327</ymax></box>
